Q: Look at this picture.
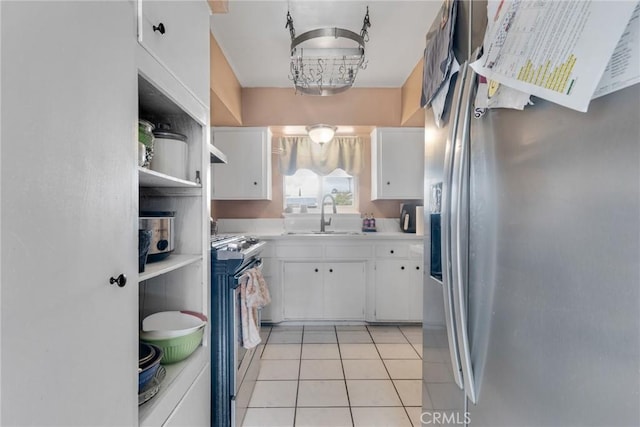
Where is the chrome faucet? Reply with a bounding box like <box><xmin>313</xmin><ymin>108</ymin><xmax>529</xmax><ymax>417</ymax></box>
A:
<box><xmin>320</xmin><ymin>194</ymin><xmax>337</xmax><ymax>232</ymax></box>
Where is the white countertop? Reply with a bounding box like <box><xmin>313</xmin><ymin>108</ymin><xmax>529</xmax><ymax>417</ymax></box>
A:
<box><xmin>254</xmin><ymin>231</ymin><xmax>423</xmax><ymax>240</ymax></box>
<box><xmin>215</xmin><ymin>217</ymin><xmax>424</xmax><ymax>241</ymax></box>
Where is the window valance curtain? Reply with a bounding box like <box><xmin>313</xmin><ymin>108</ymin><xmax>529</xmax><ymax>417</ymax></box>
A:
<box><xmin>278</xmin><ymin>136</ymin><xmax>364</xmax><ymax>176</ymax></box>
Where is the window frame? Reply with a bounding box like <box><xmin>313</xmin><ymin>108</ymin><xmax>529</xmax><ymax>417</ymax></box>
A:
<box><xmin>282</xmin><ymin>168</ymin><xmax>359</xmax><ymax>214</ymax></box>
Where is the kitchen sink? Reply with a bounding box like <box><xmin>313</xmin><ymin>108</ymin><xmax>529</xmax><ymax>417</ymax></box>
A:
<box><xmin>282</xmin><ymin>231</ymin><xmax>364</xmax><ymax>236</ymax></box>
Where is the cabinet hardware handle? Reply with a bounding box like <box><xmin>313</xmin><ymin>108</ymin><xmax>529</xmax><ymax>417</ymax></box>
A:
<box><xmin>109</xmin><ymin>274</ymin><xmax>127</xmax><ymax>287</ymax></box>
<box><xmin>401</xmin><ymin>266</ymin><xmax>405</xmax><ymax>270</ymax></box>
<box><xmin>390</xmin><ymin>250</ymin><xmax>394</xmax><ymax>254</ymax></box>
<box><xmin>153</xmin><ymin>23</ymin><xmax>166</xmax><ymax>34</ymax></box>
<box><xmin>253</xmin><ymin>181</ymin><xmax>258</xmax><ymax>185</ymax></box>
<box><xmin>314</xmin><ymin>268</ymin><xmax>319</xmax><ymax>272</ymax></box>
<box><xmin>416</xmin><ymin>266</ymin><xmax>420</xmax><ymax>270</ymax></box>
<box><xmin>329</xmin><ymin>269</ymin><xmax>333</xmax><ymax>273</ymax></box>
<box><xmin>386</xmin><ymin>181</ymin><xmax>391</xmax><ymax>185</ymax></box>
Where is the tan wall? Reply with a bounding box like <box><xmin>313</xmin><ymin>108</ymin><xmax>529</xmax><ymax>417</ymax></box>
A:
<box><xmin>401</xmin><ymin>59</ymin><xmax>426</xmax><ymax>126</ymax></box>
<box><xmin>212</xmin><ymin>134</ymin><xmax>409</xmax><ymax>219</ymax></box>
<box><xmin>241</xmin><ymin>87</ymin><xmax>403</xmax><ymax>126</ymax></box>
<box><xmin>209</xmin><ymin>54</ymin><xmax>425</xmax><ymax>219</ymax></box>
<box><xmin>210</xmin><ymin>34</ymin><xmax>242</xmax><ymax>125</ymax></box>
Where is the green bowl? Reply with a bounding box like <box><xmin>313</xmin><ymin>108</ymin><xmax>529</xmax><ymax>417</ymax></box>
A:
<box><xmin>141</xmin><ymin>326</ymin><xmax>204</xmax><ymax>364</ymax></box>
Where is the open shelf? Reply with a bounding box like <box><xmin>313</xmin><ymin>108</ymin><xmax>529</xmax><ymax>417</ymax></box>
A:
<box><xmin>139</xmin><ymin>254</ymin><xmax>203</xmax><ymax>282</ymax></box>
<box><xmin>138</xmin><ymin>346</ymin><xmax>209</xmax><ymax>427</ymax></box>
<box><xmin>139</xmin><ymin>167</ymin><xmax>201</xmax><ymax>188</ymax></box>
<box><xmin>209</xmin><ymin>143</ymin><xmax>228</xmax><ymax>164</ymax></box>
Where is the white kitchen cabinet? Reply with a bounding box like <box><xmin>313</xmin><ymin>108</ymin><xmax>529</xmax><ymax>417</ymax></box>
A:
<box><xmin>371</xmin><ymin>127</ymin><xmax>425</xmax><ymax>200</ymax></box>
<box><xmin>283</xmin><ymin>261</ymin><xmax>366</xmax><ymax>321</ymax></box>
<box><xmin>283</xmin><ymin>262</ymin><xmax>324</xmax><ymax>319</ymax></box>
<box><xmin>259</xmin><ymin>244</ymin><xmax>280</xmax><ymax>323</ymax></box>
<box><xmin>162</xmin><ymin>365</ymin><xmax>210</xmax><ymax>427</ymax></box>
<box><xmin>211</xmin><ymin>127</ymin><xmax>273</xmax><ymax>200</ymax></box>
<box><xmin>1</xmin><ymin>1</ymin><xmax>137</xmax><ymax>424</ymax></box>
<box><xmin>374</xmin><ymin>242</ymin><xmax>423</xmax><ymax>322</ymax></box>
<box><xmin>374</xmin><ymin>260</ymin><xmax>423</xmax><ymax>321</ymax></box>
<box><xmin>323</xmin><ymin>262</ymin><xmax>367</xmax><ymax>320</ymax></box>
<box><xmin>137</xmin><ymin>0</ymin><xmax>210</xmax><ymax>107</ymax></box>
<box><xmin>261</xmin><ymin>236</ymin><xmax>423</xmax><ymax>323</ymax></box>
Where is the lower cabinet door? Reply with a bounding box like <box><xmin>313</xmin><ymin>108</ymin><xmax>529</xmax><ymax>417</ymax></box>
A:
<box><xmin>283</xmin><ymin>262</ymin><xmax>324</xmax><ymax>319</ymax></box>
<box><xmin>409</xmin><ymin>264</ymin><xmax>424</xmax><ymax>321</ymax></box>
<box><xmin>375</xmin><ymin>260</ymin><xmax>412</xmax><ymax>321</ymax></box>
<box><xmin>324</xmin><ymin>262</ymin><xmax>366</xmax><ymax>320</ymax></box>
<box><xmin>163</xmin><ymin>365</ymin><xmax>210</xmax><ymax>427</ymax></box>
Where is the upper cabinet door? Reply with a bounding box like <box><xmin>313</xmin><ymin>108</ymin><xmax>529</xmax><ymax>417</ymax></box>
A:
<box><xmin>1</xmin><ymin>1</ymin><xmax>137</xmax><ymax>424</ymax></box>
<box><xmin>211</xmin><ymin>127</ymin><xmax>273</xmax><ymax>200</ymax></box>
<box><xmin>371</xmin><ymin>128</ymin><xmax>425</xmax><ymax>200</ymax></box>
<box><xmin>138</xmin><ymin>0</ymin><xmax>210</xmax><ymax>107</ymax></box>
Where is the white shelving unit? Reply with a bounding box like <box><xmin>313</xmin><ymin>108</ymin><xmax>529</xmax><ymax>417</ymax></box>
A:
<box><xmin>138</xmin><ymin>347</ymin><xmax>208</xmax><ymax>426</ymax></box>
<box><xmin>139</xmin><ymin>167</ymin><xmax>202</xmax><ymax>188</ymax></box>
<box><xmin>135</xmin><ymin>0</ymin><xmax>211</xmax><ymax>420</ymax></box>
<box><xmin>139</xmin><ymin>254</ymin><xmax>203</xmax><ymax>282</ymax></box>
<box><xmin>137</xmin><ymin>65</ymin><xmax>210</xmax><ymax>424</ymax></box>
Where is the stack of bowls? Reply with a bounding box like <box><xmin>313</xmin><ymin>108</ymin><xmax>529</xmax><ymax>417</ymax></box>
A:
<box><xmin>139</xmin><ymin>342</ymin><xmax>163</xmax><ymax>392</ymax></box>
<box><xmin>140</xmin><ymin>311</ymin><xmax>207</xmax><ymax>364</ymax></box>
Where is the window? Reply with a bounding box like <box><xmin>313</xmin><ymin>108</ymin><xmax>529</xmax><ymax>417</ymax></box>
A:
<box><xmin>284</xmin><ymin>168</ymin><xmax>357</xmax><ymax>213</ymax></box>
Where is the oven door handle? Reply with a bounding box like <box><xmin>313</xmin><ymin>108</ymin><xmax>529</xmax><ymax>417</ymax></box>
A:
<box><xmin>233</xmin><ymin>258</ymin><xmax>263</xmax><ymax>281</ymax></box>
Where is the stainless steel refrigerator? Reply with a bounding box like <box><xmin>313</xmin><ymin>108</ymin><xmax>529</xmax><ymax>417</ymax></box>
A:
<box><xmin>422</xmin><ymin>1</ymin><xmax>640</xmax><ymax>425</ymax></box>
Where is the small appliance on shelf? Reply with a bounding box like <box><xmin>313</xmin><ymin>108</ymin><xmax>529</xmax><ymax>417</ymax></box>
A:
<box><xmin>139</xmin><ymin>211</ymin><xmax>175</xmax><ymax>263</ymax></box>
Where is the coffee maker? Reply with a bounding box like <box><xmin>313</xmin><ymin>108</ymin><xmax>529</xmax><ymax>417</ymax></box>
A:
<box><xmin>400</xmin><ymin>203</ymin><xmax>422</xmax><ymax>233</ymax></box>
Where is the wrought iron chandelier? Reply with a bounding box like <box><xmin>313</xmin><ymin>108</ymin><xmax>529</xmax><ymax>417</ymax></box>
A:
<box><xmin>286</xmin><ymin>7</ymin><xmax>371</xmax><ymax>96</ymax></box>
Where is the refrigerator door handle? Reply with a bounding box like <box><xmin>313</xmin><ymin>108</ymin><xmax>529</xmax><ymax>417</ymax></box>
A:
<box><xmin>441</xmin><ymin>62</ymin><xmax>468</xmax><ymax>390</ymax></box>
<box><xmin>452</xmin><ymin>62</ymin><xmax>479</xmax><ymax>404</ymax></box>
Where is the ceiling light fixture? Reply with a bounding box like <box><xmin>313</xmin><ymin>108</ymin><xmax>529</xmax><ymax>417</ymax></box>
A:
<box><xmin>286</xmin><ymin>7</ymin><xmax>371</xmax><ymax>96</ymax></box>
<box><xmin>306</xmin><ymin>124</ymin><xmax>337</xmax><ymax>145</ymax></box>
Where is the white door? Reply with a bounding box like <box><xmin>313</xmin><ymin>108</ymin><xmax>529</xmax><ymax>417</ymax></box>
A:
<box><xmin>212</xmin><ymin>128</ymin><xmax>270</xmax><ymax>200</ymax></box>
<box><xmin>1</xmin><ymin>2</ymin><xmax>137</xmax><ymax>424</ymax></box>
<box><xmin>138</xmin><ymin>0</ymin><xmax>210</xmax><ymax>105</ymax></box>
<box><xmin>283</xmin><ymin>262</ymin><xmax>323</xmax><ymax>319</ymax></box>
<box><xmin>376</xmin><ymin>129</ymin><xmax>424</xmax><ymax>199</ymax></box>
<box><xmin>409</xmin><ymin>264</ymin><xmax>424</xmax><ymax>321</ymax></box>
<box><xmin>374</xmin><ymin>260</ymin><xmax>411</xmax><ymax>321</ymax></box>
<box><xmin>324</xmin><ymin>262</ymin><xmax>366</xmax><ymax>320</ymax></box>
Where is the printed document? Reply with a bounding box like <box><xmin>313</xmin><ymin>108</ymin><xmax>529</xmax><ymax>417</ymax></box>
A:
<box><xmin>471</xmin><ymin>0</ymin><xmax>639</xmax><ymax>112</ymax></box>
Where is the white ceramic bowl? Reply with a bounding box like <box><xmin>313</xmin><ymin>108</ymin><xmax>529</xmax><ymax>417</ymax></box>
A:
<box><xmin>141</xmin><ymin>311</ymin><xmax>207</xmax><ymax>339</ymax></box>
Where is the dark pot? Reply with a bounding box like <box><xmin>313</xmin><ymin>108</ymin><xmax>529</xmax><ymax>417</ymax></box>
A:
<box><xmin>139</xmin><ymin>229</ymin><xmax>153</xmax><ymax>273</ymax></box>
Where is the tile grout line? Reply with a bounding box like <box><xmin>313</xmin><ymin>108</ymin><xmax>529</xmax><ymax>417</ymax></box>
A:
<box><xmin>398</xmin><ymin>325</ymin><xmax>424</xmax><ymax>426</ymax></box>
<box><xmin>254</xmin><ymin>324</ymin><xmax>424</xmax><ymax>426</ymax></box>
<box><xmin>292</xmin><ymin>326</ymin><xmax>306</xmax><ymax>426</ymax></box>
<box><xmin>366</xmin><ymin>325</ymin><xmax>419</xmax><ymax>425</ymax></box>
<box><xmin>334</xmin><ymin>326</ymin><xmax>356</xmax><ymax>427</ymax></box>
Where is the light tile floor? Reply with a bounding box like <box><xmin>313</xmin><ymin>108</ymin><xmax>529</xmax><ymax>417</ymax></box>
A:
<box><xmin>243</xmin><ymin>324</ymin><xmax>434</xmax><ymax>427</ymax></box>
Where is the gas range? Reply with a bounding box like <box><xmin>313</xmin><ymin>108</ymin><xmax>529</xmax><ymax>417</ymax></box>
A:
<box><xmin>210</xmin><ymin>235</ymin><xmax>265</xmax><ymax>261</ymax></box>
<box><xmin>210</xmin><ymin>234</ymin><xmax>268</xmax><ymax>427</ymax></box>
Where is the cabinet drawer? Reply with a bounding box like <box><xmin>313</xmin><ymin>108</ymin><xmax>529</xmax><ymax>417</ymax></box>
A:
<box><xmin>324</xmin><ymin>245</ymin><xmax>372</xmax><ymax>259</ymax></box>
<box><xmin>375</xmin><ymin>243</ymin><xmax>409</xmax><ymax>258</ymax></box>
<box><xmin>138</xmin><ymin>0</ymin><xmax>209</xmax><ymax>106</ymax></box>
<box><xmin>276</xmin><ymin>245</ymin><xmax>323</xmax><ymax>259</ymax></box>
